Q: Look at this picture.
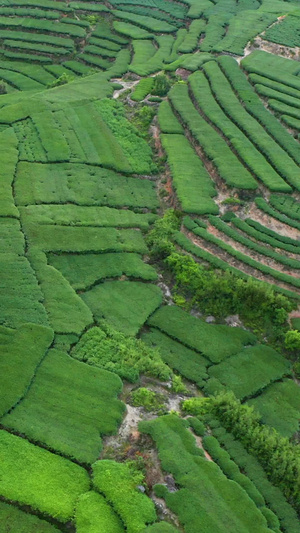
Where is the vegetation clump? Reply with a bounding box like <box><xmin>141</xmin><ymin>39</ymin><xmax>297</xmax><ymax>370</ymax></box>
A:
<box><xmin>72</xmin><ymin>322</ymin><xmax>171</xmax><ymax>383</ymax></box>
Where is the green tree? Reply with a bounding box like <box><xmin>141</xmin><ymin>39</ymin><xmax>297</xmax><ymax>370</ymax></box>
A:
<box><xmin>151</xmin><ymin>75</ymin><xmax>171</xmax><ymax>97</ymax></box>
<box><xmin>285</xmin><ymin>330</ymin><xmax>300</xmax><ymax>352</ymax></box>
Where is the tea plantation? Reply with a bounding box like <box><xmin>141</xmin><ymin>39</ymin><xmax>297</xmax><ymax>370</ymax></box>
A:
<box><xmin>0</xmin><ymin>0</ymin><xmax>300</xmax><ymax>532</ymax></box>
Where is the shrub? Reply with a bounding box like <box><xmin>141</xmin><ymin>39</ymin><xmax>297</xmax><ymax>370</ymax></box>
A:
<box><xmin>151</xmin><ymin>75</ymin><xmax>171</xmax><ymax>96</ymax></box>
<box><xmin>72</xmin><ymin>322</ymin><xmax>171</xmax><ymax>383</ymax></box>
<box><xmin>285</xmin><ymin>330</ymin><xmax>300</xmax><ymax>352</ymax></box>
<box><xmin>92</xmin><ymin>460</ymin><xmax>156</xmax><ymax>533</ymax></box>
<box><xmin>131</xmin><ymin>387</ymin><xmax>165</xmax><ymax>412</ymax></box>
<box><xmin>75</xmin><ymin>491</ymin><xmax>125</xmax><ymax>533</ymax></box>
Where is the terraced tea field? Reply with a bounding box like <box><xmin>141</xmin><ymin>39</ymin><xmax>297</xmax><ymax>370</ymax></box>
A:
<box><xmin>0</xmin><ymin>1</ymin><xmax>300</xmax><ymax>532</ymax></box>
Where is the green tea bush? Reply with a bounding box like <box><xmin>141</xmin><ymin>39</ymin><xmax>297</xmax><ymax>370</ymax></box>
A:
<box><xmin>0</xmin><ymin>429</ymin><xmax>90</xmax><ymax>521</ymax></box>
<box><xmin>96</xmin><ymin>98</ymin><xmax>156</xmax><ymax>173</ymax></box>
<box><xmin>131</xmin><ymin>78</ymin><xmax>154</xmax><ymax>101</ymax></box>
<box><xmin>173</xmin><ymin>230</ymin><xmax>300</xmax><ymax>301</ymax></box>
<box><xmin>142</xmin><ymin>328</ymin><xmax>209</xmax><ymax>387</ymax></box>
<box><xmin>255</xmin><ymin>197</ymin><xmax>300</xmax><ymax>232</ymax></box>
<box><xmin>23</xmin><ymin>223</ymin><xmax>148</xmax><ymax>254</ymax></box>
<box><xmin>21</xmin><ymin>204</ymin><xmax>157</xmax><ymax>230</ymax></box>
<box><xmin>213</xmin><ymin>427</ymin><xmax>300</xmax><ymax>533</ymax></box>
<box><xmin>161</xmin><ymin>133</ymin><xmax>218</xmax><ymax>214</ymax></box>
<box><xmin>209</xmin><ymin>215</ymin><xmax>300</xmax><ymax>269</ymax></box>
<box><xmin>93</xmin><ymin>20</ymin><xmax>129</xmax><ymax>44</ymax></box>
<box><xmin>188</xmin><ymin>417</ymin><xmax>205</xmax><ymax>436</ymax></box>
<box><xmin>200</xmin><ymin>13</ymin><xmax>229</xmax><ymax>52</ymax></box>
<box><xmin>158</xmin><ymin>101</ymin><xmax>183</xmax><ymax>134</ymax></box>
<box><xmin>249</xmin><ymin>73</ymin><xmax>300</xmax><ymax>100</ymax></box>
<box><xmin>48</xmin><ymin>252</ymin><xmax>157</xmax><ymax>291</ymax></box>
<box><xmin>232</xmin><ymin>216</ymin><xmax>300</xmax><ymax>253</ymax></box>
<box><xmin>27</xmin><ymin>246</ymin><xmax>93</xmax><ymax>335</ymax></box>
<box><xmin>0</xmin><ymin>252</ymin><xmax>48</xmax><ymax>329</ymax></box>
<box><xmin>214</xmin><ymin>11</ymin><xmax>276</xmax><ymax>55</ymax></box>
<box><xmin>211</xmin><ymin>392</ymin><xmax>300</xmax><ymax>511</ymax></box>
<box><xmin>282</xmin><ymin>114</ymin><xmax>300</xmax><ymax>130</ymax></box>
<box><xmin>112</xmin><ymin>9</ymin><xmax>176</xmax><ymax>32</ymax></box>
<box><xmin>248</xmin><ymin>379</ymin><xmax>300</xmax><ymax>437</ymax></box>
<box><xmin>208</xmin><ymin>344</ymin><xmax>291</xmax><ymax>400</ymax></box>
<box><xmin>75</xmin><ymin>491</ymin><xmax>125</xmax><ymax>533</ymax></box>
<box><xmin>0</xmin><ymin>501</ymin><xmax>59</xmax><ymax>533</ymax></box>
<box><xmin>264</xmin><ymin>15</ymin><xmax>300</xmax><ymax>48</ymax></box>
<box><xmin>178</xmin><ymin>18</ymin><xmax>205</xmax><ymax>52</ymax></box>
<box><xmin>92</xmin><ymin>460</ymin><xmax>156</xmax><ymax>533</ymax></box>
<box><xmin>203</xmin><ymin>61</ymin><xmax>300</xmax><ymax>191</ymax></box>
<box><xmin>3</xmin><ymin>348</ymin><xmax>124</xmax><ymax>464</ymax></box>
<box><xmin>189</xmin><ymin>222</ymin><xmax>300</xmax><ymax>290</ymax></box>
<box><xmin>148</xmin><ymin>305</ymin><xmax>257</xmax><ymax>363</ymax></box>
<box><xmin>131</xmin><ymin>36</ymin><xmax>174</xmax><ymax>76</ymax></box>
<box><xmin>82</xmin><ymin>280</ymin><xmax>162</xmax><ymax>336</ymax></box>
<box><xmin>241</xmin><ymin>49</ymin><xmax>300</xmax><ymax>78</ymax></box>
<box><xmin>168</xmin><ymin>83</ymin><xmax>257</xmax><ymax>190</ymax></box>
<box><xmin>190</xmin><ymin>69</ymin><xmax>291</xmax><ymax>192</ymax></box>
<box><xmin>72</xmin><ymin>322</ymin><xmax>170</xmax><ymax>382</ymax></box>
<box><xmin>202</xmin><ymin>435</ymin><xmax>265</xmax><ymax>507</ymax></box>
<box><xmin>0</xmin><ymin>323</ymin><xmax>53</xmax><ymax>417</ymax></box>
<box><xmin>31</xmin><ymin>107</ymin><xmax>70</xmax><ymax>162</ymax></box>
<box><xmin>4</xmin><ymin>39</ymin><xmax>71</xmax><ymax>56</ymax></box>
<box><xmin>140</xmin><ymin>414</ymin><xmax>271</xmax><ymax>533</ymax></box>
<box><xmin>85</xmin><ymin>44</ymin><xmax>118</xmax><ymax>58</ymax></box>
<box><xmin>15</xmin><ymin>162</ymin><xmax>158</xmax><ymax>209</ymax></box>
<box><xmin>0</xmin><ymin>16</ymin><xmax>86</xmax><ymax>37</ymax></box>
<box><xmin>268</xmin><ymin>99</ymin><xmax>300</xmax><ymax>121</ymax></box>
<box><xmin>0</xmin><ymin>67</ymin><xmax>43</xmax><ymax>91</ymax></box>
<box><xmin>113</xmin><ymin>20</ymin><xmax>154</xmax><ymax>39</ymax></box>
<box><xmin>269</xmin><ymin>194</ymin><xmax>300</xmax><ymax>222</ymax></box>
<box><xmin>164</xmin><ymin>52</ymin><xmax>213</xmax><ymax>72</ymax></box>
<box><xmin>218</xmin><ymin>55</ymin><xmax>300</xmax><ymax>166</ymax></box>
<box><xmin>255</xmin><ymin>83</ymin><xmax>300</xmax><ymax>113</ymax></box>
<box><xmin>0</xmin><ymin>30</ymin><xmax>74</xmax><ymax>49</ymax></box>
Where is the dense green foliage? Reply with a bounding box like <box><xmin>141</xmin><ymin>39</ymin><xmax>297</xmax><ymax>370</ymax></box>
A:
<box><xmin>142</xmin><ymin>328</ymin><xmax>209</xmax><ymax>387</ymax></box>
<box><xmin>0</xmin><ymin>430</ymin><xmax>90</xmax><ymax>521</ymax></box>
<box><xmin>212</xmin><ymin>425</ymin><xmax>300</xmax><ymax>533</ymax></box>
<box><xmin>75</xmin><ymin>491</ymin><xmax>125</xmax><ymax>533</ymax></box>
<box><xmin>0</xmin><ymin>501</ymin><xmax>59</xmax><ymax>533</ymax></box>
<box><xmin>82</xmin><ymin>281</ymin><xmax>162</xmax><ymax>336</ymax></box>
<box><xmin>140</xmin><ymin>414</ymin><xmax>272</xmax><ymax>533</ymax></box>
<box><xmin>211</xmin><ymin>392</ymin><xmax>300</xmax><ymax>510</ymax></box>
<box><xmin>72</xmin><ymin>322</ymin><xmax>170</xmax><ymax>382</ymax></box>
<box><xmin>148</xmin><ymin>305</ymin><xmax>257</xmax><ymax>363</ymax></box>
<box><xmin>92</xmin><ymin>460</ymin><xmax>156</xmax><ymax>533</ymax></box>
<box><xmin>2</xmin><ymin>349</ymin><xmax>124</xmax><ymax>463</ymax></box>
<box><xmin>161</xmin><ymin>133</ymin><xmax>218</xmax><ymax>214</ymax></box>
<box><xmin>248</xmin><ymin>379</ymin><xmax>300</xmax><ymax>437</ymax></box>
<box><xmin>0</xmin><ymin>323</ymin><xmax>53</xmax><ymax>416</ymax></box>
<box><xmin>208</xmin><ymin>344</ymin><xmax>291</xmax><ymax>400</ymax></box>
<box><xmin>0</xmin><ymin>2</ymin><xmax>300</xmax><ymax>531</ymax></box>
<box><xmin>166</xmin><ymin>249</ymin><xmax>294</xmax><ymax>323</ymax></box>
